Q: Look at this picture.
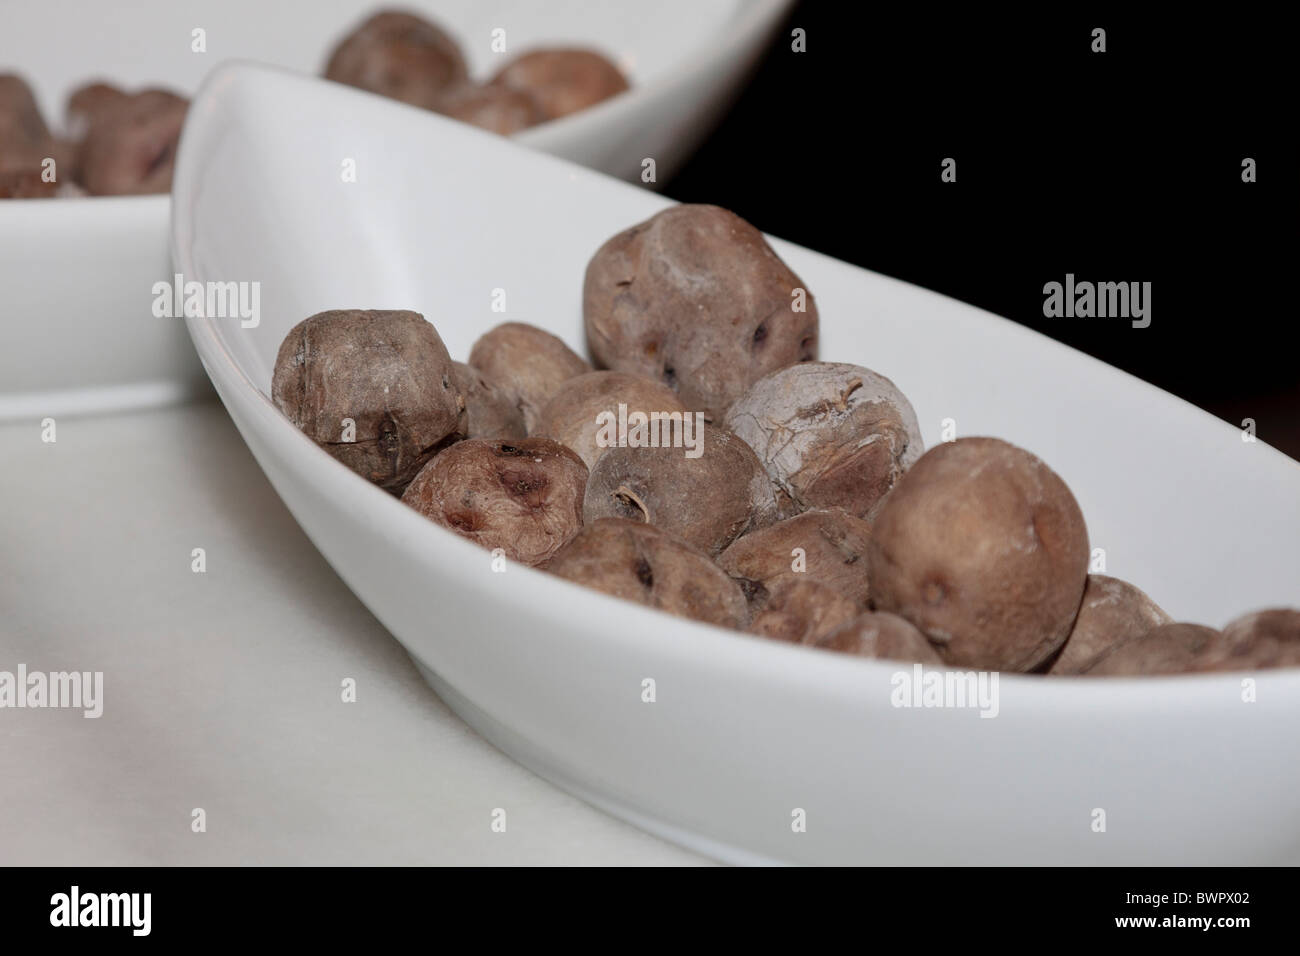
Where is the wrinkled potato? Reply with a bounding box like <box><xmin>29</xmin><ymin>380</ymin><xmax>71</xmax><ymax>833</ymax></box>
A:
<box><xmin>490</xmin><ymin>48</ymin><xmax>628</xmax><ymax>119</ymax></box>
<box><xmin>451</xmin><ymin>361</ymin><xmax>526</xmax><ymax>440</ymax></box>
<box><xmin>272</xmin><ymin>309</ymin><xmax>465</xmax><ymax>493</ymax></box>
<box><xmin>65</xmin><ymin>81</ymin><xmax>127</xmax><ymax>140</ymax></box>
<box><xmin>0</xmin><ymin>74</ymin><xmax>54</xmax><ymax>185</ymax></box>
<box><xmin>1084</xmin><ymin>623</ymin><xmax>1223</xmax><ymax>676</ymax></box>
<box><xmin>437</xmin><ymin>83</ymin><xmax>544</xmax><ymax>135</ymax></box>
<box><xmin>533</xmin><ymin>370</ymin><xmax>690</xmax><ymax>470</ymax></box>
<box><xmin>583</xmin><ymin>423</ymin><xmax>777</xmax><ymax>556</ymax></box>
<box><xmin>867</xmin><ymin>437</ymin><xmax>1089</xmax><ymax>672</ymax></box>
<box><xmin>584</xmin><ymin>204</ymin><xmax>818</xmax><ymax>421</ymax></box>
<box><xmin>725</xmin><ymin>362</ymin><xmax>923</xmax><ymax>522</ymax></box>
<box><xmin>542</xmin><ymin>517</ymin><xmax>748</xmax><ymax>629</ymax></box>
<box><xmin>1047</xmin><ymin>575</ymin><xmax>1172</xmax><ymax>675</ymax></box>
<box><xmin>749</xmin><ymin>579</ymin><xmax>858</xmax><ymax>645</ymax></box>
<box><xmin>717</xmin><ymin>508</ymin><xmax>873</xmax><ymax>611</ymax></box>
<box><xmin>1191</xmin><ymin>608</ymin><xmax>1300</xmax><ymax>671</ymax></box>
<box><xmin>78</xmin><ymin>89</ymin><xmax>187</xmax><ymax>195</ymax></box>
<box><xmin>812</xmin><ymin>611</ymin><xmax>943</xmax><ymax>664</ymax></box>
<box><xmin>402</xmin><ymin>437</ymin><xmax>587</xmax><ymax>566</ymax></box>
<box><xmin>324</xmin><ymin>10</ymin><xmax>468</xmax><ymax>110</ymax></box>
<box><xmin>467</xmin><ymin>321</ymin><xmax>591</xmax><ymax>434</ymax></box>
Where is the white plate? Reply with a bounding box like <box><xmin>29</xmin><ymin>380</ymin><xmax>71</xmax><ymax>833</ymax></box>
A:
<box><xmin>174</xmin><ymin>63</ymin><xmax>1300</xmax><ymax>866</ymax></box>
<box><xmin>0</xmin><ymin>0</ymin><xmax>790</xmax><ymax>420</ymax></box>
<box><xmin>0</xmin><ymin>401</ymin><xmax>706</xmax><ymax>865</ymax></box>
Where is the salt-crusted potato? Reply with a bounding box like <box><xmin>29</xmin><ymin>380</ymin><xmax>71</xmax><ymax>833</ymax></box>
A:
<box><xmin>812</xmin><ymin>611</ymin><xmax>944</xmax><ymax>664</ymax></box>
<box><xmin>1047</xmin><ymin>575</ymin><xmax>1172</xmax><ymax>675</ymax></box>
<box><xmin>272</xmin><ymin>309</ymin><xmax>465</xmax><ymax>493</ymax></box>
<box><xmin>402</xmin><ymin>437</ymin><xmax>587</xmax><ymax>566</ymax></box>
<box><xmin>583</xmin><ymin>423</ymin><xmax>777</xmax><ymax>556</ymax></box>
<box><xmin>717</xmin><ymin>508</ymin><xmax>874</xmax><ymax>611</ymax></box>
<box><xmin>324</xmin><ymin>10</ymin><xmax>468</xmax><ymax>110</ymax></box>
<box><xmin>468</xmin><ymin>322</ymin><xmax>591</xmax><ymax>434</ymax></box>
<box><xmin>542</xmin><ymin>517</ymin><xmax>748</xmax><ymax>629</ymax></box>
<box><xmin>867</xmin><ymin>437</ymin><xmax>1090</xmax><ymax>671</ymax></box>
<box><xmin>533</xmin><ymin>370</ymin><xmax>690</xmax><ymax>470</ymax></box>
<box><xmin>490</xmin><ymin>48</ymin><xmax>628</xmax><ymax>119</ymax></box>
<box><xmin>1084</xmin><ymin>623</ymin><xmax>1223</xmax><ymax>676</ymax></box>
<box><xmin>725</xmin><ymin>362</ymin><xmax>923</xmax><ymax>522</ymax></box>
<box><xmin>583</xmin><ymin>204</ymin><xmax>818</xmax><ymax>422</ymax></box>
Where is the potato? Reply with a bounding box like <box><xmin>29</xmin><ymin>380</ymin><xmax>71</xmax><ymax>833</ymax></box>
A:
<box><xmin>867</xmin><ymin>437</ymin><xmax>1090</xmax><ymax>671</ymax></box>
<box><xmin>78</xmin><ymin>89</ymin><xmax>187</xmax><ymax>195</ymax></box>
<box><xmin>749</xmin><ymin>579</ymin><xmax>858</xmax><ymax>645</ymax></box>
<box><xmin>467</xmin><ymin>322</ymin><xmax>591</xmax><ymax>434</ymax></box>
<box><xmin>1047</xmin><ymin>575</ymin><xmax>1172</xmax><ymax>675</ymax></box>
<box><xmin>490</xmin><ymin>48</ymin><xmax>628</xmax><ymax>119</ymax></box>
<box><xmin>272</xmin><ymin>309</ymin><xmax>465</xmax><ymax>493</ymax></box>
<box><xmin>542</xmin><ymin>517</ymin><xmax>748</xmax><ymax>629</ymax></box>
<box><xmin>402</xmin><ymin>437</ymin><xmax>586</xmax><ymax>566</ymax></box>
<box><xmin>450</xmin><ymin>361</ymin><xmax>526</xmax><ymax>440</ymax></box>
<box><xmin>1083</xmin><ymin>623</ymin><xmax>1223</xmax><ymax>676</ymax></box>
<box><xmin>65</xmin><ymin>81</ymin><xmax>127</xmax><ymax>140</ymax></box>
<box><xmin>717</xmin><ymin>508</ymin><xmax>873</xmax><ymax>611</ymax></box>
<box><xmin>583</xmin><ymin>204</ymin><xmax>818</xmax><ymax>421</ymax></box>
<box><xmin>812</xmin><ymin>611</ymin><xmax>943</xmax><ymax>664</ymax></box>
<box><xmin>437</xmin><ymin>83</ymin><xmax>544</xmax><ymax>135</ymax></box>
<box><xmin>1191</xmin><ymin>608</ymin><xmax>1300</xmax><ymax>671</ymax></box>
<box><xmin>324</xmin><ymin>10</ymin><xmax>468</xmax><ymax>110</ymax></box>
<box><xmin>725</xmin><ymin>362</ymin><xmax>923</xmax><ymax>522</ymax></box>
<box><xmin>533</xmin><ymin>370</ymin><xmax>690</xmax><ymax>470</ymax></box>
<box><xmin>583</xmin><ymin>423</ymin><xmax>777</xmax><ymax>556</ymax></box>
<box><xmin>0</xmin><ymin>74</ymin><xmax>54</xmax><ymax>185</ymax></box>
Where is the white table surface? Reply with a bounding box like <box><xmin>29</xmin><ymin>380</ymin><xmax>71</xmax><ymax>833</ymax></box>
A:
<box><xmin>0</xmin><ymin>400</ymin><xmax>707</xmax><ymax>865</ymax></box>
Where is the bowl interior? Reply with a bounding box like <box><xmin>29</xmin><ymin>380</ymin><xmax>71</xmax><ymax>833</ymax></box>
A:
<box><xmin>177</xmin><ymin>65</ymin><xmax>1300</xmax><ymax>634</ymax></box>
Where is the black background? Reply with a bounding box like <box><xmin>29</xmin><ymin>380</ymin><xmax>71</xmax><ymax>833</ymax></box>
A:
<box><xmin>666</xmin><ymin>6</ymin><xmax>1297</xmax><ymax>458</ymax></box>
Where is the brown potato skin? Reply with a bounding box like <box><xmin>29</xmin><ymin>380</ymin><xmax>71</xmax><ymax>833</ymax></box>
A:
<box><xmin>272</xmin><ymin>310</ymin><xmax>465</xmax><ymax>493</ymax></box>
<box><xmin>0</xmin><ymin>74</ymin><xmax>55</xmax><ymax>190</ymax></box>
<box><xmin>1046</xmin><ymin>575</ymin><xmax>1173</xmax><ymax>675</ymax></box>
<box><xmin>437</xmin><ymin>83</ymin><xmax>544</xmax><ymax>135</ymax></box>
<box><xmin>542</xmin><ymin>517</ymin><xmax>748</xmax><ymax>629</ymax></box>
<box><xmin>533</xmin><ymin>370</ymin><xmax>689</xmax><ymax>470</ymax></box>
<box><xmin>467</xmin><ymin>322</ymin><xmax>591</xmax><ymax>434</ymax></box>
<box><xmin>583</xmin><ymin>204</ymin><xmax>818</xmax><ymax>422</ymax></box>
<box><xmin>867</xmin><ymin>437</ymin><xmax>1090</xmax><ymax>672</ymax></box>
<box><xmin>402</xmin><ymin>437</ymin><xmax>587</xmax><ymax>566</ymax></box>
<box><xmin>324</xmin><ymin>10</ymin><xmax>468</xmax><ymax>110</ymax></box>
<box><xmin>1191</xmin><ymin>608</ymin><xmax>1300</xmax><ymax>671</ymax></box>
<box><xmin>725</xmin><ymin>362</ymin><xmax>923</xmax><ymax>522</ymax></box>
<box><xmin>78</xmin><ymin>89</ymin><xmax>187</xmax><ymax>195</ymax></box>
<box><xmin>583</xmin><ymin>423</ymin><xmax>777</xmax><ymax>557</ymax></box>
<box><xmin>451</xmin><ymin>361</ymin><xmax>526</xmax><ymax>440</ymax></box>
<box><xmin>490</xmin><ymin>48</ymin><xmax>628</xmax><ymax>119</ymax></box>
<box><xmin>66</xmin><ymin>81</ymin><xmax>127</xmax><ymax>140</ymax></box>
<box><xmin>812</xmin><ymin>611</ymin><xmax>943</xmax><ymax>664</ymax></box>
<box><xmin>749</xmin><ymin>579</ymin><xmax>858</xmax><ymax>645</ymax></box>
<box><xmin>1083</xmin><ymin>622</ymin><xmax>1223</xmax><ymax>676</ymax></box>
<box><xmin>717</xmin><ymin>508</ymin><xmax>873</xmax><ymax>611</ymax></box>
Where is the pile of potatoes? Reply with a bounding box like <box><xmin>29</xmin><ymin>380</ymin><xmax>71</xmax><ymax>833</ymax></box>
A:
<box><xmin>323</xmin><ymin>9</ymin><xmax>628</xmax><ymax>135</ymax></box>
<box><xmin>271</xmin><ymin>203</ymin><xmax>1299</xmax><ymax>677</ymax></box>
<box><xmin>0</xmin><ymin>8</ymin><xmax>626</xmax><ymax>200</ymax></box>
<box><xmin>0</xmin><ymin>73</ymin><xmax>187</xmax><ymax>198</ymax></box>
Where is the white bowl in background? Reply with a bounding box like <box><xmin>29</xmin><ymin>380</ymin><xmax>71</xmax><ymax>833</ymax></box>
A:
<box><xmin>174</xmin><ymin>64</ymin><xmax>1300</xmax><ymax>865</ymax></box>
<box><xmin>0</xmin><ymin>0</ymin><xmax>791</xmax><ymax>419</ymax></box>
